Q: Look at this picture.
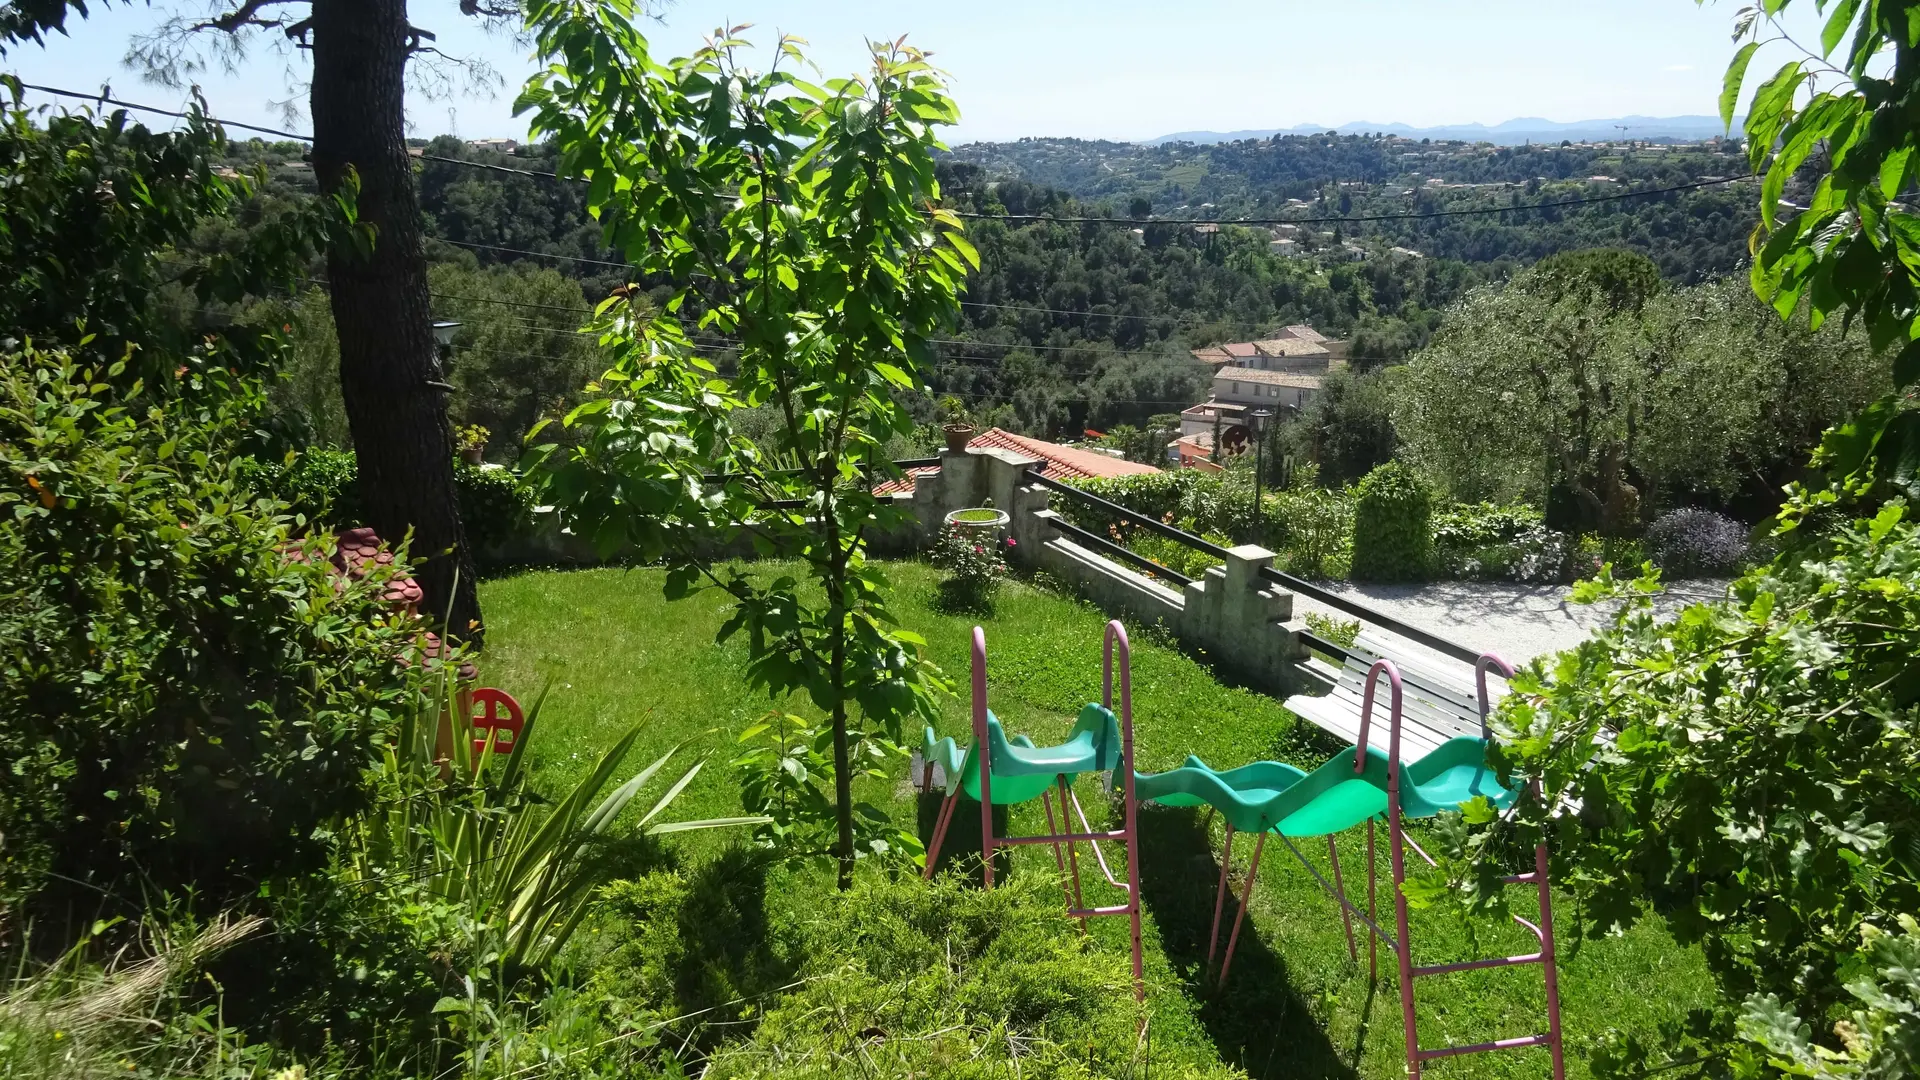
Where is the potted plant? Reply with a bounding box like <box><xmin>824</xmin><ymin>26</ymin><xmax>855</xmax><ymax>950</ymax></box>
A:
<box><xmin>937</xmin><ymin>396</ymin><xmax>973</xmax><ymax>454</ymax></box>
<box><xmin>928</xmin><ymin>517</ymin><xmax>1015</xmax><ymax>612</ymax></box>
<box><xmin>455</xmin><ymin>423</ymin><xmax>490</xmax><ymax>465</ymax></box>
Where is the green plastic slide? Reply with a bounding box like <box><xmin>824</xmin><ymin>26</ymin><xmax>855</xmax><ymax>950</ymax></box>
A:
<box><xmin>921</xmin><ymin>703</ymin><xmax>1123</xmax><ymax>806</ymax></box>
<box><xmin>1131</xmin><ymin>736</ymin><xmax>1519</xmax><ymax>838</ymax></box>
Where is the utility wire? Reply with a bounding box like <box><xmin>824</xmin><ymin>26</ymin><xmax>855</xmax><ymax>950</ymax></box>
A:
<box><xmin>318</xmin><ymin>277</ymin><xmax>1411</xmax><ymax>366</ymax></box>
<box><xmin>949</xmin><ymin>175</ymin><xmax>1757</xmax><ymax>225</ymax></box>
<box><xmin>13</xmin><ymin>80</ymin><xmax>1761</xmax><ymax>229</ymax></box>
<box><xmin>11</xmin><ymin>80</ymin><xmax>311</xmax><ymax>141</ymax></box>
<box><xmin>432</xmin><ymin>236</ymin><xmax>626</xmax><ymax>268</ymax></box>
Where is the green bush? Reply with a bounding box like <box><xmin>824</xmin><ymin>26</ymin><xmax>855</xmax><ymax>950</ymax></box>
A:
<box><xmin>452</xmin><ymin>460</ymin><xmax>536</xmax><ymax>554</ymax></box>
<box><xmin>1461</xmin><ymin>503</ymin><xmax>1920</xmax><ymax>1074</ymax></box>
<box><xmin>1269</xmin><ymin>479</ymin><xmax>1353</xmax><ymax>579</ymax></box>
<box><xmin>1348</xmin><ymin>461</ymin><xmax>1432</xmax><ymax>582</ymax></box>
<box><xmin>1431</xmin><ymin>501</ymin><xmax>1544</xmax><ymax>549</ymax></box>
<box><xmin>270</xmin><ymin>445</ymin><xmax>364</xmax><ymax>523</ymax></box>
<box><xmin>1430</xmin><ymin>501</ymin><xmax>1566</xmax><ymax>582</ymax></box>
<box><xmin>1737</xmin><ymin>914</ymin><xmax>1920</xmax><ymax>1079</ymax></box>
<box><xmin>252</xmin><ymin>447</ymin><xmax>534</xmax><ymax>557</ymax></box>
<box><xmin>1132</xmin><ymin>525</ymin><xmax>1233</xmax><ymax>581</ymax></box>
<box><xmin>0</xmin><ymin>350</ymin><xmax>435</xmax><ymax>910</ymax></box>
<box><xmin>1069</xmin><ymin>470</ymin><xmax>1228</xmax><ymax>532</ymax></box>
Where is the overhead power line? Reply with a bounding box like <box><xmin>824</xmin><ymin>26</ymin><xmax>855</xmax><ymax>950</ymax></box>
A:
<box><xmin>12</xmin><ymin>80</ymin><xmax>312</xmax><ymax>141</ymax></box>
<box><xmin>432</xmin><ymin>237</ymin><xmax>626</xmax><ymax>268</ymax></box>
<box><xmin>949</xmin><ymin>175</ymin><xmax>1756</xmax><ymax>226</ymax></box>
<box><xmin>14</xmin><ymin>80</ymin><xmax>1760</xmax><ymax>229</ymax></box>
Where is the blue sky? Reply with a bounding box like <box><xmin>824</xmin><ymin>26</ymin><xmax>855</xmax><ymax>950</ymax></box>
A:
<box><xmin>2</xmin><ymin>0</ymin><xmax>1829</xmax><ymax>144</ymax></box>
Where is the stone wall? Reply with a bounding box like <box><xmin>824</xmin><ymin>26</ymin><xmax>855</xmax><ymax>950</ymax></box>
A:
<box><xmin>909</xmin><ymin>447</ymin><xmax>1313</xmax><ymax>694</ymax></box>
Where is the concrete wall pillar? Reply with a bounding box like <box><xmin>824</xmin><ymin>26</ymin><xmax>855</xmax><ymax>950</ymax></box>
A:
<box><xmin>913</xmin><ymin>454</ymin><xmax>1309</xmax><ymax>695</ymax></box>
<box><xmin>1173</xmin><ymin>543</ymin><xmax>1305</xmax><ymax>690</ymax></box>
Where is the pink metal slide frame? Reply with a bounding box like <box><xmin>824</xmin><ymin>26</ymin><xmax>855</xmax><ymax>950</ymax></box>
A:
<box><xmin>1358</xmin><ymin>653</ymin><xmax>1567</xmax><ymax>1080</ymax></box>
<box><xmin>1205</xmin><ymin>654</ymin><xmax>1565</xmax><ymax>1079</ymax></box>
<box><xmin>921</xmin><ymin>620</ymin><xmax>1145</xmax><ymax>999</ymax></box>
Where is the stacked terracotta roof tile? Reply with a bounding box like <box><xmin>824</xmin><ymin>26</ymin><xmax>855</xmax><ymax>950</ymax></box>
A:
<box><xmin>334</xmin><ymin>527</ymin><xmax>426</xmax><ymax>613</ymax></box>
<box><xmin>283</xmin><ymin>527</ymin><xmax>474</xmax><ymax>681</ymax></box>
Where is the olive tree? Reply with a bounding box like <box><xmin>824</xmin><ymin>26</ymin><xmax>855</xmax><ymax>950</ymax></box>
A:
<box><xmin>1395</xmin><ymin>273</ymin><xmax>1881</xmax><ymax>526</ymax></box>
<box><xmin>1393</xmin><ymin>278</ymin><xmax>1644</xmax><ymax>531</ymax></box>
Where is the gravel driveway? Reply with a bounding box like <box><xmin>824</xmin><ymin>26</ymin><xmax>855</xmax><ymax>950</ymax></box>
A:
<box><xmin>1289</xmin><ymin>578</ymin><xmax>1731</xmax><ymax>668</ymax></box>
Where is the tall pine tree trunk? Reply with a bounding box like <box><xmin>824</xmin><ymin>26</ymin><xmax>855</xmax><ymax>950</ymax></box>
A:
<box><xmin>308</xmin><ymin>0</ymin><xmax>482</xmax><ymax>642</ymax></box>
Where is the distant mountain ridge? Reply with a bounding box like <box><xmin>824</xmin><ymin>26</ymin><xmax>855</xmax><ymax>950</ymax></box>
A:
<box><xmin>1147</xmin><ymin>115</ymin><xmax>1734</xmax><ymax>146</ymax></box>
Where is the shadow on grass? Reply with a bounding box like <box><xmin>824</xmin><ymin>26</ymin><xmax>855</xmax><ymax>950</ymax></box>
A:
<box><xmin>666</xmin><ymin>846</ymin><xmax>796</xmax><ymax>1028</ymax></box>
<box><xmin>1136</xmin><ymin>805</ymin><xmax>1360</xmax><ymax>1080</ymax></box>
<box><xmin>929</xmin><ymin>577</ymin><xmax>999</xmax><ymax>618</ymax></box>
<box><xmin>917</xmin><ymin>787</ymin><xmax>1013</xmax><ymax>884</ymax></box>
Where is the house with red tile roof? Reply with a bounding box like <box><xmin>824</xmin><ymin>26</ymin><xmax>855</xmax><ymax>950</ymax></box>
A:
<box><xmin>876</xmin><ymin>428</ymin><xmax>1159</xmax><ymax>495</ymax></box>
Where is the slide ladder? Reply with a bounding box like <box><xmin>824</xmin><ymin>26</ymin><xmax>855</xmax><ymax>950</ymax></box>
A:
<box><xmin>922</xmin><ymin>620</ymin><xmax>1144</xmax><ymax>998</ymax></box>
<box><xmin>1132</xmin><ymin>654</ymin><xmax>1565</xmax><ymax>1080</ymax></box>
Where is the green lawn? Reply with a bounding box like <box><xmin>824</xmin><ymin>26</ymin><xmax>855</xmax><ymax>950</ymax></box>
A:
<box><xmin>478</xmin><ymin>561</ymin><xmax>1714</xmax><ymax>1079</ymax></box>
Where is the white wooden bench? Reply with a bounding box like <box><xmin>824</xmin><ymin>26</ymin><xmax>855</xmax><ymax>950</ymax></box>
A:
<box><xmin>1284</xmin><ymin>631</ymin><xmax>1504</xmax><ymax>762</ymax></box>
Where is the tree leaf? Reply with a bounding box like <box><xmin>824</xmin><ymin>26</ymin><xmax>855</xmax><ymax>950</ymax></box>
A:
<box><xmin>1821</xmin><ymin>0</ymin><xmax>1863</xmax><ymax>57</ymax></box>
<box><xmin>1721</xmin><ymin>40</ymin><xmax>1762</xmax><ymax>129</ymax></box>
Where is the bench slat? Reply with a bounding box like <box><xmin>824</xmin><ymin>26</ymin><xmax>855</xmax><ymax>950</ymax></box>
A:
<box><xmin>1322</xmin><ymin>685</ymin><xmax>1477</xmax><ymax>745</ymax></box>
<box><xmin>1353</xmin><ymin>631</ymin><xmax>1504</xmax><ymax>703</ymax></box>
<box><xmin>1284</xmin><ymin>692</ymin><xmax>1447</xmax><ymax>763</ymax></box>
<box><xmin>1338</xmin><ymin>653</ymin><xmax>1483</xmax><ymax>718</ymax></box>
<box><xmin>1336</xmin><ymin>677</ymin><xmax>1480</xmax><ymax>732</ymax></box>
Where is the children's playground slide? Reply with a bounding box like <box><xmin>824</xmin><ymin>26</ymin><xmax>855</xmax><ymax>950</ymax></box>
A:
<box><xmin>921</xmin><ymin>621</ymin><xmax>1566</xmax><ymax>1080</ymax></box>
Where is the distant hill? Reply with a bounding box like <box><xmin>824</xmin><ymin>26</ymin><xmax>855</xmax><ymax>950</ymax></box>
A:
<box><xmin>944</xmin><ymin>132</ymin><xmax>1756</xmax><ymax>285</ymax></box>
<box><xmin>1147</xmin><ymin>115</ymin><xmax>1734</xmax><ymax>146</ymax></box>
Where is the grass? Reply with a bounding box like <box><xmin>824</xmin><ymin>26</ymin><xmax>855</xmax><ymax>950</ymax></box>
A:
<box><xmin>478</xmin><ymin>560</ymin><xmax>1715</xmax><ymax>1079</ymax></box>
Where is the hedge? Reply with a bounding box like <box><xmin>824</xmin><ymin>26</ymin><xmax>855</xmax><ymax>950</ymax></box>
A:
<box><xmin>1349</xmin><ymin>461</ymin><xmax>1432</xmax><ymax>582</ymax></box>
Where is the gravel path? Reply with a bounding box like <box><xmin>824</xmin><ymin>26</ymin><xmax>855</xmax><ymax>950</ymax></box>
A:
<box><xmin>1289</xmin><ymin>578</ymin><xmax>1730</xmax><ymax>668</ymax></box>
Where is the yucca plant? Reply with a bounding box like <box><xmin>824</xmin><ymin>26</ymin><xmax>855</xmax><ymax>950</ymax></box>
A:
<box><xmin>352</xmin><ymin>671</ymin><xmax>764</xmax><ymax>970</ymax></box>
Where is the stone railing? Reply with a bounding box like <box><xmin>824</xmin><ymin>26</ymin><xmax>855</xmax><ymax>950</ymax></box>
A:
<box><xmin>900</xmin><ymin>447</ymin><xmax>1315</xmax><ymax>694</ymax></box>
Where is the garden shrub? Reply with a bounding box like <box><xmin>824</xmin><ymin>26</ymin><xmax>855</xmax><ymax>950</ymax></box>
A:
<box><xmin>1431</xmin><ymin>502</ymin><xmax>1567</xmax><ymax>583</ymax></box>
<box><xmin>1269</xmin><ymin>480</ymin><xmax>1353</xmax><ymax>579</ymax></box>
<box><xmin>1066</xmin><ymin>472</ymin><xmax>1247</xmax><ymax>580</ymax></box>
<box><xmin>1070</xmin><ymin>470</ymin><xmax>1224</xmax><ymax>532</ymax></box>
<box><xmin>928</xmin><ymin>520</ymin><xmax>1013</xmax><ymax>610</ymax></box>
<box><xmin>1431</xmin><ymin>501</ymin><xmax>1544</xmax><ymax>549</ymax></box>
<box><xmin>1304</xmin><ymin>611</ymin><xmax>1360</xmax><ymax>649</ymax></box>
<box><xmin>1072</xmin><ymin>468</ymin><xmax>1351</xmax><ymax>579</ymax></box>
<box><xmin>1348</xmin><ymin>461</ymin><xmax>1432</xmax><ymax>582</ymax></box>
<box><xmin>1451</xmin><ymin>502</ymin><xmax>1920</xmax><ymax>1074</ymax></box>
<box><xmin>252</xmin><ymin>447</ymin><xmax>535</xmax><ymax>558</ymax></box>
<box><xmin>0</xmin><ymin>350</ymin><xmax>435</xmax><ymax>910</ymax></box>
<box><xmin>1736</xmin><ymin>914</ymin><xmax>1920</xmax><ymax>1079</ymax></box>
<box><xmin>1644</xmin><ymin>507</ymin><xmax>1750</xmax><ymax>578</ymax></box>
<box><xmin>1130</xmin><ymin>524</ymin><xmax>1233</xmax><ymax>582</ymax></box>
<box><xmin>452</xmin><ymin>460</ymin><xmax>537</xmax><ymax>554</ymax></box>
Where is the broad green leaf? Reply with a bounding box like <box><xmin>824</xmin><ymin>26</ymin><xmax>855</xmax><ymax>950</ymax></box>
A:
<box><xmin>1821</xmin><ymin>0</ymin><xmax>1863</xmax><ymax>56</ymax></box>
<box><xmin>1721</xmin><ymin>40</ymin><xmax>1761</xmax><ymax>129</ymax></box>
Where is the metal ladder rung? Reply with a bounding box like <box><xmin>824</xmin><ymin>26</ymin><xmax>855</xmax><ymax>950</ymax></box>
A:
<box><xmin>1418</xmin><ymin>1032</ymin><xmax>1552</xmax><ymax>1061</ymax></box>
<box><xmin>998</xmin><ymin>830</ymin><xmax>1126</xmax><ymax>845</ymax></box>
<box><xmin>1412</xmin><ymin>952</ymin><xmax>1544</xmax><ymax>977</ymax></box>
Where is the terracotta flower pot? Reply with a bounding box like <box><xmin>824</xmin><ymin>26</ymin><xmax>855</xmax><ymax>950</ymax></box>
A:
<box><xmin>460</xmin><ymin>447</ymin><xmax>485</xmax><ymax>465</ymax></box>
<box><xmin>942</xmin><ymin>423</ymin><xmax>974</xmax><ymax>454</ymax></box>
